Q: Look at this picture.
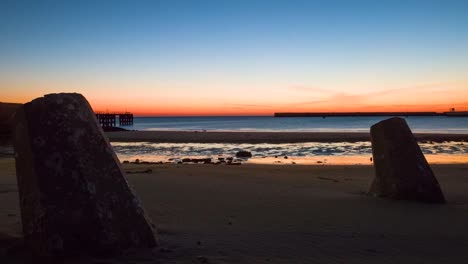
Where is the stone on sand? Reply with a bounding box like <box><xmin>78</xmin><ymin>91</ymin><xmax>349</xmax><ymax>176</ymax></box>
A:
<box><xmin>369</xmin><ymin>117</ymin><xmax>445</xmax><ymax>203</ymax></box>
<box><xmin>235</xmin><ymin>151</ymin><xmax>252</xmax><ymax>158</ymax></box>
<box><xmin>13</xmin><ymin>93</ymin><xmax>157</xmax><ymax>257</ymax></box>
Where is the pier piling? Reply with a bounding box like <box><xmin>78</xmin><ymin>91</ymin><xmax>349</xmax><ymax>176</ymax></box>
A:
<box><xmin>95</xmin><ymin>112</ymin><xmax>133</xmax><ymax>128</ymax></box>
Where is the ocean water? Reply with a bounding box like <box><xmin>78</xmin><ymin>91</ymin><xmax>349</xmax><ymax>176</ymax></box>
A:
<box><xmin>124</xmin><ymin>116</ymin><xmax>468</xmax><ymax>133</ymax></box>
<box><xmin>111</xmin><ymin>116</ymin><xmax>468</xmax><ymax>164</ymax></box>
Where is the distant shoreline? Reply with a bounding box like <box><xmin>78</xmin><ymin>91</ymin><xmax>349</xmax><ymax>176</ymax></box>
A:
<box><xmin>106</xmin><ymin>130</ymin><xmax>468</xmax><ymax>143</ymax></box>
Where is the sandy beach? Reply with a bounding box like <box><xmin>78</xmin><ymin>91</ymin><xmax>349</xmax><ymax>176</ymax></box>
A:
<box><xmin>106</xmin><ymin>130</ymin><xmax>468</xmax><ymax>143</ymax></box>
<box><xmin>2</xmin><ymin>157</ymin><xmax>468</xmax><ymax>263</ymax></box>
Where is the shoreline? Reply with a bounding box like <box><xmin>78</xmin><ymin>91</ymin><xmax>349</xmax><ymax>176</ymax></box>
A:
<box><xmin>106</xmin><ymin>130</ymin><xmax>468</xmax><ymax>143</ymax></box>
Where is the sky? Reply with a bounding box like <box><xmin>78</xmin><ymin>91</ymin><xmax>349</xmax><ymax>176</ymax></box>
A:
<box><xmin>1</xmin><ymin>0</ymin><xmax>468</xmax><ymax>115</ymax></box>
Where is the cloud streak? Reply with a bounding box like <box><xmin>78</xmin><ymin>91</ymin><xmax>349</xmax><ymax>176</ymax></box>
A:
<box><xmin>288</xmin><ymin>82</ymin><xmax>464</xmax><ymax>109</ymax></box>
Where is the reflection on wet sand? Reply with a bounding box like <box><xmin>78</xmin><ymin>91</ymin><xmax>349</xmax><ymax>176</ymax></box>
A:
<box><xmin>111</xmin><ymin>141</ymin><xmax>468</xmax><ymax>165</ymax></box>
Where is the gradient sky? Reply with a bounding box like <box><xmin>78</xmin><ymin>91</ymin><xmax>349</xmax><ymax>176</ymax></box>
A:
<box><xmin>1</xmin><ymin>0</ymin><xmax>468</xmax><ymax>115</ymax></box>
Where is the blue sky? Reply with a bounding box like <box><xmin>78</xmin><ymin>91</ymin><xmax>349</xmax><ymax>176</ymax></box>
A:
<box><xmin>1</xmin><ymin>0</ymin><xmax>467</xmax><ymax>114</ymax></box>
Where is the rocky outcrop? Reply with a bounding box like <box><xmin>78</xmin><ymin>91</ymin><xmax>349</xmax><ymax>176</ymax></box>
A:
<box><xmin>368</xmin><ymin>117</ymin><xmax>445</xmax><ymax>203</ymax></box>
<box><xmin>13</xmin><ymin>93</ymin><xmax>157</xmax><ymax>257</ymax></box>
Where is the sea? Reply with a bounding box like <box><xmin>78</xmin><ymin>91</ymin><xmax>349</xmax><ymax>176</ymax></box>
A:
<box><xmin>123</xmin><ymin>116</ymin><xmax>468</xmax><ymax>133</ymax></box>
<box><xmin>111</xmin><ymin>116</ymin><xmax>468</xmax><ymax>165</ymax></box>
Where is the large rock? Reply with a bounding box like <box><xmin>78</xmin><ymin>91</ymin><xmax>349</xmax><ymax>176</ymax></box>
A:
<box><xmin>13</xmin><ymin>93</ymin><xmax>157</xmax><ymax>257</ymax></box>
<box><xmin>369</xmin><ymin>117</ymin><xmax>445</xmax><ymax>203</ymax></box>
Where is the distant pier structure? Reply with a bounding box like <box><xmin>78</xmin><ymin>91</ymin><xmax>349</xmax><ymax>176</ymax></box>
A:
<box><xmin>95</xmin><ymin>112</ymin><xmax>134</xmax><ymax>127</ymax></box>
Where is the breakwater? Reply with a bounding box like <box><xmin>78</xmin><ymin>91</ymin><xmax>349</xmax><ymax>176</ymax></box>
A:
<box><xmin>274</xmin><ymin>112</ymin><xmax>468</xmax><ymax>117</ymax></box>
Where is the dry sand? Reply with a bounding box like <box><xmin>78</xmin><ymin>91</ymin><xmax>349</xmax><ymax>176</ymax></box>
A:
<box><xmin>2</xmin><ymin>157</ymin><xmax>468</xmax><ymax>263</ymax></box>
<box><xmin>106</xmin><ymin>130</ymin><xmax>468</xmax><ymax>143</ymax></box>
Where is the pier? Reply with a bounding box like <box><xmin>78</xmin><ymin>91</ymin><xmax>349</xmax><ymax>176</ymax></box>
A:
<box><xmin>95</xmin><ymin>112</ymin><xmax>134</xmax><ymax>127</ymax></box>
<box><xmin>274</xmin><ymin>111</ymin><xmax>468</xmax><ymax>117</ymax></box>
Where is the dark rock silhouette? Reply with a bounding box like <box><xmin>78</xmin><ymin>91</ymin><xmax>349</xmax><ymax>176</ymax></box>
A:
<box><xmin>181</xmin><ymin>158</ymin><xmax>212</xmax><ymax>163</ymax></box>
<box><xmin>235</xmin><ymin>151</ymin><xmax>252</xmax><ymax>158</ymax></box>
<box><xmin>369</xmin><ymin>117</ymin><xmax>445</xmax><ymax>203</ymax></box>
<box><xmin>13</xmin><ymin>93</ymin><xmax>157</xmax><ymax>257</ymax></box>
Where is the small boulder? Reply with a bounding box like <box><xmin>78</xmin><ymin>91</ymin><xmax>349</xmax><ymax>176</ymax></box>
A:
<box><xmin>235</xmin><ymin>151</ymin><xmax>252</xmax><ymax>158</ymax></box>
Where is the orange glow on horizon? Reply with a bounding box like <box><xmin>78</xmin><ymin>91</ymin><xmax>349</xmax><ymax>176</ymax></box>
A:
<box><xmin>90</xmin><ymin>102</ymin><xmax>468</xmax><ymax>116</ymax></box>
<box><xmin>2</xmin><ymin>96</ymin><xmax>467</xmax><ymax>116</ymax></box>
<box><xmin>2</xmin><ymin>81</ymin><xmax>467</xmax><ymax>116</ymax></box>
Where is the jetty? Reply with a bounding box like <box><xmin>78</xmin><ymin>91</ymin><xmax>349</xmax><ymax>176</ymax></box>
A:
<box><xmin>95</xmin><ymin>112</ymin><xmax>134</xmax><ymax>127</ymax></box>
<box><xmin>274</xmin><ymin>111</ymin><xmax>468</xmax><ymax>117</ymax></box>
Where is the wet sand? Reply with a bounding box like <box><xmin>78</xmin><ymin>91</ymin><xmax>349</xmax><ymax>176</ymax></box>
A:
<box><xmin>106</xmin><ymin>130</ymin><xmax>468</xmax><ymax>143</ymax></box>
<box><xmin>2</xmin><ymin>158</ymin><xmax>468</xmax><ymax>263</ymax></box>
<box><xmin>116</xmin><ymin>154</ymin><xmax>468</xmax><ymax>166</ymax></box>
